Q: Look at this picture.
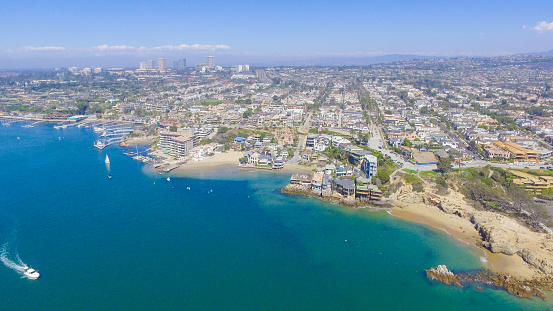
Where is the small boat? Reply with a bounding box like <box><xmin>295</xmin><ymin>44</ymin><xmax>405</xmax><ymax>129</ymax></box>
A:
<box><xmin>108</xmin><ymin>174</ymin><xmax>112</xmax><ymax>179</ymax></box>
<box><xmin>23</xmin><ymin>267</ymin><xmax>40</xmax><ymax>280</ymax></box>
<box><xmin>167</xmin><ymin>177</ymin><xmax>171</xmax><ymax>182</ymax></box>
<box><xmin>94</xmin><ymin>141</ymin><xmax>106</xmax><ymax>149</ymax></box>
<box><xmin>187</xmin><ymin>187</ymin><xmax>190</xmax><ymax>190</ymax></box>
<box><xmin>105</xmin><ymin>155</ymin><xmax>110</xmax><ymax>164</ymax></box>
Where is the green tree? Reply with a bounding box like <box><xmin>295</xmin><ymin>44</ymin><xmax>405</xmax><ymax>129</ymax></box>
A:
<box><xmin>377</xmin><ymin>170</ymin><xmax>390</xmax><ymax>184</ymax></box>
<box><xmin>243</xmin><ymin>108</ymin><xmax>253</xmax><ymax>118</ymax></box>
<box><xmin>169</xmin><ymin>125</ymin><xmax>177</xmax><ymax>132</ymax></box>
<box><xmin>437</xmin><ymin>156</ymin><xmax>452</xmax><ymax>174</ymax></box>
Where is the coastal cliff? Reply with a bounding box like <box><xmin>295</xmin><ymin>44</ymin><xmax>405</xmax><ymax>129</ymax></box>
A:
<box><xmin>389</xmin><ymin>183</ymin><xmax>553</xmax><ymax>299</ymax></box>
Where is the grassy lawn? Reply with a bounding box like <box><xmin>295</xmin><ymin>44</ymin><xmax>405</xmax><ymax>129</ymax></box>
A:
<box><xmin>420</xmin><ymin>170</ymin><xmax>439</xmax><ymax>177</ymax></box>
<box><xmin>402</xmin><ymin>168</ymin><xmax>418</xmax><ymax>174</ymax></box>
<box><xmin>403</xmin><ymin>173</ymin><xmax>421</xmax><ymax>184</ymax></box>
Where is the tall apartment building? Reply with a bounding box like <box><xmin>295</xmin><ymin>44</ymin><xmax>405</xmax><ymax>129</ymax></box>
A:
<box><xmin>159</xmin><ymin>132</ymin><xmax>194</xmax><ymax>157</ymax></box>
<box><xmin>206</xmin><ymin>56</ymin><xmax>214</xmax><ymax>69</ymax></box>
<box><xmin>146</xmin><ymin>60</ymin><xmax>155</xmax><ymax>69</ymax></box>
<box><xmin>173</xmin><ymin>59</ymin><xmax>186</xmax><ymax>70</ymax></box>
<box><xmin>139</xmin><ymin>62</ymin><xmax>147</xmax><ymax>70</ymax></box>
<box><xmin>158</xmin><ymin>58</ymin><xmax>167</xmax><ymax>70</ymax></box>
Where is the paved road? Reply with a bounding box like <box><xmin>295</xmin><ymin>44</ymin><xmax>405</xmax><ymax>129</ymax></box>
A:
<box><xmin>289</xmin><ymin>112</ymin><xmax>313</xmax><ymax>165</ymax></box>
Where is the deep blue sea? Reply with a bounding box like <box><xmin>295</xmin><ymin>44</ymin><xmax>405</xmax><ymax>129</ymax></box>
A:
<box><xmin>0</xmin><ymin>124</ymin><xmax>551</xmax><ymax>310</ymax></box>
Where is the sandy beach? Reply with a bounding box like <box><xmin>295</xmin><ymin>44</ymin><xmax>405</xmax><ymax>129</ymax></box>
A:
<box><xmin>172</xmin><ymin>151</ymin><xmax>314</xmax><ymax>175</ymax></box>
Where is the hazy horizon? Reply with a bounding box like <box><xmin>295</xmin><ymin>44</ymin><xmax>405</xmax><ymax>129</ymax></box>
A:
<box><xmin>1</xmin><ymin>0</ymin><xmax>553</xmax><ymax>69</ymax></box>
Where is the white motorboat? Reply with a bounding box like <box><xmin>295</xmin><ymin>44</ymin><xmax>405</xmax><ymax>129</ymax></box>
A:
<box><xmin>23</xmin><ymin>267</ymin><xmax>40</xmax><ymax>280</ymax></box>
<box><xmin>167</xmin><ymin>177</ymin><xmax>171</xmax><ymax>182</ymax></box>
<box><xmin>94</xmin><ymin>141</ymin><xmax>106</xmax><ymax>149</ymax></box>
<box><xmin>105</xmin><ymin>154</ymin><xmax>110</xmax><ymax>164</ymax></box>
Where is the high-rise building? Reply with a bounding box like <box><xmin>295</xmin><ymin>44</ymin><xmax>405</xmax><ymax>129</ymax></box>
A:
<box><xmin>206</xmin><ymin>56</ymin><xmax>214</xmax><ymax>69</ymax></box>
<box><xmin>173</xmin><ymin>59</ymin><xmax>186</xmax><ymax>70</ymax></box>
<box><xmin>158</xmin><ymin>58</ymin><xmax>167</xmax><ymax>70</ymax></box>
<box><xmin>146</xmin><ymin>60</ymin><xmax>155</xmax><ymax>69</ymax></box>
<box><xmin>140</xmin><ymin>62</ymin><xmax>147</xmax><ymax>70</ymax></box>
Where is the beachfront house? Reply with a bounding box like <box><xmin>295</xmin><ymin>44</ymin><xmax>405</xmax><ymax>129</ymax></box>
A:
<box><xmin>322</xmin><ymin>174</ymin><xmax>332</xmax><ymax>191</ymax></box>
<box><xmin>335</xmin><ymin>178</ymin><xmax>355</xmax><ymax>197</ymax></box>
<box><xmin>258</xmin><ymin>154</ymin><xmax>273</xmax><ymax>166</ymax></box>
<box><xmin>272</xmin><ymin>156</ymin><xmax>285</xmax><ymax>169</ymax></box>
<box><xmin>159</xmin><ymin>131</ymin><xmax>194</xmax><ymax>158</ymax></box>
<box><xmin>290</xmin><ymin>173</ymin><xmax>313</xmax><ymax>188</ymax></box>
<box><xmin>311</xmin><ymin>172</ymin><xmax>324</xmax><ymax>191</ymax></box>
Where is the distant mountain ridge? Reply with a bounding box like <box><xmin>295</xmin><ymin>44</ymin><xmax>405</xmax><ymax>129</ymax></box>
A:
<box><xmin>258</xmin><ymin>50</ymin><xmax>553</xmax><ymax>67</ymax></box>
<box><xmin>253</xmin><ymin>54</ymin><xmax>444</xmax><ymax>67</ymax></box>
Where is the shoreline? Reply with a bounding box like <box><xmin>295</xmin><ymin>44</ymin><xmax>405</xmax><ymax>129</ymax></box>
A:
<box><xmin>386</xmin><ymin>185</ymin><xmax>553</xmax><ymax>283</ymax></box>
<box><xmin>169</xmin><ymin>151</ymin><xmax>315</xmax><ymax>175</ymax></box>
<box><xmin>389</xmin><ymin>204</ymin><xmax>536</xmax><ymax>279</ymax></box>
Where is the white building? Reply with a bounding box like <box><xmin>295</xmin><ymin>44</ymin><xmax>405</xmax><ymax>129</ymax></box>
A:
<box><xmin>361</xmin><ymin>155</ymin><xmax>378</xmax><ymax>177</ymax></box>
<box><xmin>159</xmin><ymin>132</ymin><xmax>194</xmax><ymax>157</ymax></box>
<box><xmin>158</xmin><ymin>58</ymin><xmax>167</xmax><ymax>70</ymax></box>
<box><xmin>189</xmin><ymin>145</ymin><xmax>215</xmax><ymax>161</ymax></box>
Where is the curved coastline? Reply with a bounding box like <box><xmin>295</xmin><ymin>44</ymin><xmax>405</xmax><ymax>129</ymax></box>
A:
<box><xmin>157</xmin><ymin>158</ymin><xmax>553</xmax><ymax>299</ymax></box>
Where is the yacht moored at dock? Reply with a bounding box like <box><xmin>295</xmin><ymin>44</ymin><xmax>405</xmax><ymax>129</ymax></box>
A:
<box><xmin>94</xmin><ymin>141</ymin><xmax>106</xmax><ymax>149</ymax></box>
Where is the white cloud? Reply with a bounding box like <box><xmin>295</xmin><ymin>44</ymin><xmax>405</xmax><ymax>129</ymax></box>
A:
<box><xmin>150</xmin><ymin>44</ymin><xmax>231</xmax><ymax>51</ymax></box>
<box><xmin>527</xmin><ymin>21</ymin><xmax>553</xmax><ymax>33</ymax></box>
<box><xmin>24</xmin><ymin>46</ymin><xmax>66</xmax><ymax>51</ymax></box>
<box><xmin>17</xmin><ymin>43</ymin><xmax>230</xmax><ymax>53</ymax></box>
<box><xmin>94</xmin><ymin>44</ymin><xmax>135</xmax><ymax>51</ymax></box>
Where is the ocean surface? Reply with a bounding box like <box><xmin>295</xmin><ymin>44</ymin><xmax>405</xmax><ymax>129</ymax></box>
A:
<box><xmin>0</xmin><ymin>123</ymin><xmax>551</xmax><ymax>310</ymax></box>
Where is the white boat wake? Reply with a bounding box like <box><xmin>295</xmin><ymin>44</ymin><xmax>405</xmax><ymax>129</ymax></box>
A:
<box><xmin>0</xmin><ymin>230</ymin><xmax>36</xmax><ymax>278</ymax></box>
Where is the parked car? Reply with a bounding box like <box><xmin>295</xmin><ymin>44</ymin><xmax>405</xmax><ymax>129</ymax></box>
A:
<box><xmin>524</xmin><ymin>167</ymin><xmax>530</xmax><ymax>169</ymax></box>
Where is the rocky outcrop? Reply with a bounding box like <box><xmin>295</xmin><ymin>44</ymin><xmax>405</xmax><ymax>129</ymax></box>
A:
<box><xmin>518</xmin><ymin>249</ymin><xmax>553</xmax><ymax>275</ymax></box>
<box><xmin>427</xmin><ymin>266</ymin><xmax>553</xmax><ymax>300</ymax></box>
<box><xmin>472</xmin><ymin>219</ymin><xmax>518</xmax><ymax>255</ymax></box>
<box><xmin>281</xmin><ymin>184</ymin><xmax>353</xmax><ymax>206</ymax></box>
<box><xmin>426</xmin><ymin>265</ymin><xmax>461</xmax><ymax>286</ymax></box>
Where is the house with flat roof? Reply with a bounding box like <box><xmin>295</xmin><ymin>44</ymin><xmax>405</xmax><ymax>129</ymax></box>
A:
<box><xmin>492</xmin><ymin>141</ymin><xmax>539</xmax><ymax>163</ymax></box>
<box><xmin>361</xmin><ymin>155</ymin><xmax>378</xmax><ymax>177</ymax></box>
<box><xmin>290</xmin><ymin>173</ymin><xmax>313</xmax><ymax>188</ymax></box>
<box><xmin>159</xmin><ymin>131</ymin><xmax>194</xmax><ymax>157</ymax></box>
<box><xmin>335</xmin><ymin>178</ymin><xmax>355</xmax><ymax>197</ymax></box>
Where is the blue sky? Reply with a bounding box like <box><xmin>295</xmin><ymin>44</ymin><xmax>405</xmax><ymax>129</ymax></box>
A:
<box><xmin>1</xmin><ymin>0</ymin><xmax>553</xmax><ymax>68</ymax></box>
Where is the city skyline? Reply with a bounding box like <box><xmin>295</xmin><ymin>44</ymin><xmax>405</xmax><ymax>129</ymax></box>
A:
<box><xmin>1</xmin><ymin>0</ymin><xmax>553</xmax><ymax>68</ymax></box>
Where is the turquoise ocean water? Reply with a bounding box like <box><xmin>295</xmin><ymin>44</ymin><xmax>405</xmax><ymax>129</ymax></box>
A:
<box><xmin>0</xmin><ymin>124</ymin><xmax>551</xmax><ymax>310</ymax></box>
